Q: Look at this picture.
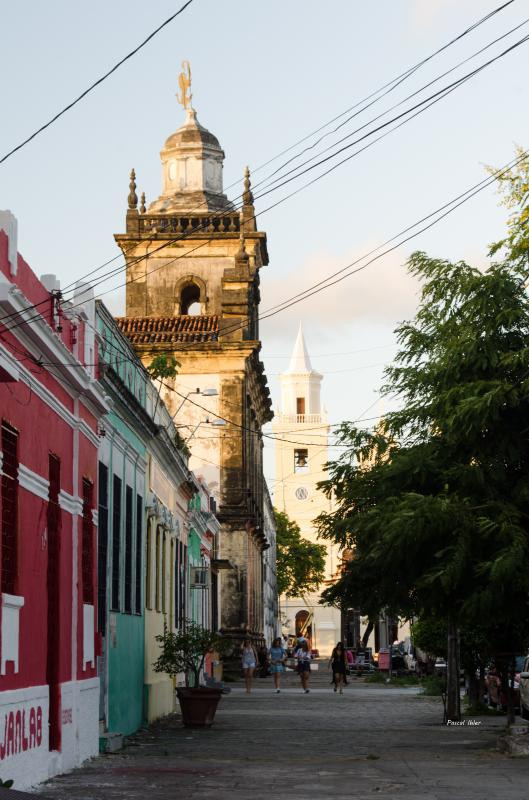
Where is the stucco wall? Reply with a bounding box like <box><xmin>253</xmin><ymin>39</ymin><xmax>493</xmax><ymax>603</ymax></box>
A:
<box><xmin>108</xmin><ymin>615</ymin><xmax>145</xmax><ymax>735</ymax></box>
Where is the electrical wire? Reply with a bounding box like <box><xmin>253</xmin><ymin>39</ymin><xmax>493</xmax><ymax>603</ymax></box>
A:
<box><xmin>12</xmin><ymin>146</ymin><xmax>529</xmax><ymax>385</ymax></box>
<box><xmin>0</xmin><ymin>0</ymin><xmax>196</xmax><ymax>165</ymax></box>
<box><xmin>225</xmin><ymin>0</ymin><xmax>517</xmax><ymax>187</ymax></box>
<box><xmin>253</xmin><ymin>11</ymin><xmax>528</xmax><ymax>195</ymax></box>
<box><xmin>0</xmin><ymin>7</ymin><xmax>523</xmax><ymax>330</ymax></box>
<box><xmin>253</xmin><ymin>31</ymin><xmax>529</xmax><ymax>203</ymax></box>
<box><xmin>57</xmin><ymin>28</ymin><xmax>529</xmax><ymax>309</ymax></box>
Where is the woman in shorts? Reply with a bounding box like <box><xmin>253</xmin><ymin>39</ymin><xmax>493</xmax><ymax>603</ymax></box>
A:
<box><xmin>269</xmin><ymin>637</ymin><xmax>287</xmax><ymax>693</ymax></box>
<box><xmin>241</xmin><ymin>639</ymin><xmax>258</xmax><ymax>693</ymax></box>
<box><xmin>295</xmin><ymin>639</ymin><xmax>312</xmax><ymax>693</ymax></box>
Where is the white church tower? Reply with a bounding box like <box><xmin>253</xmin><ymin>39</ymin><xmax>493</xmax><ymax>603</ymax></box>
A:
<box><xmin>272</xmin><ymin>325</ymin><xmax>341</xmax><ymax>656</ymax></box>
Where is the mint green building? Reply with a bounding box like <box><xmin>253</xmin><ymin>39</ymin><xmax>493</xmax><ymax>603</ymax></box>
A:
<box><xmin>96</xmin><ymin>301</ymin><xmax>153</xmax><ymax>737</ymax></box>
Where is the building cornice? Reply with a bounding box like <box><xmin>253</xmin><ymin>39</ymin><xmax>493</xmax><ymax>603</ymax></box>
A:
<box><xmin>0</xmin><ymin>279</ymin><xmax>109</xmax><ymax>415</ymax></box>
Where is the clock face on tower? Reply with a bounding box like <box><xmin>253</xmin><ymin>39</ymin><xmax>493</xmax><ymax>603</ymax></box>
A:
<box><xmin>295</xmin><ymin>486</ymin><xmax>309</xmax><ymax>501</ymax></box>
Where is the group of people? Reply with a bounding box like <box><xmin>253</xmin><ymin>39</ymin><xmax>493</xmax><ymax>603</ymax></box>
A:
<box><xmin>240</xmin><ymin>637</ymin><xmax>350</xmax><ymax>695</ymax></box>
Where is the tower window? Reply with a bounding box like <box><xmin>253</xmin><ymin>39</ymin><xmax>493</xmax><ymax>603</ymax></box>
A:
<box><xmin>180</xmin><ymin>283</ymin><xmax>201</xmax><ymax>315</ymax></box>
<box><xmin>296</xmin><ymin>397</ymin><xmax>305</xmax><ymax>418</ymax></box>
<box><xmin>294</xmin><ymin>449</ymin><xmax>309</xmax><ymax>473</ymax></box>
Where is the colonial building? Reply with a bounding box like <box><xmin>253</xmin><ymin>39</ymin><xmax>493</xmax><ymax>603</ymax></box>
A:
<box><xmin>262</xmin><ymin>485</ymin><xmax>279</xmax><ymax>646</ymax></box>
<box><xmin>0</xmin><ymin>215</ymin><xmax>107</xmax><ymax>789</ymax></box>
<box><xmin>96</xmin><ymin>301</ymin><xmax>220</xmax><ymax>730</ymax></box>
<box><xmin>272</xmin><ymin>325</ymin><xmax>341</xmax><ymax>657</ymax></box>
<box><xmin>115</xmin><ymin>88</ymin><xmax>273</xmax><ymax>646</ymax></box>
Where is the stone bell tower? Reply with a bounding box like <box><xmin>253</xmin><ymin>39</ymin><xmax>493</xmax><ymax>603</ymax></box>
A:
<box><xmin>115</xmin><ymin>78</ymin><xmax>273</xmax><ymax>645</ymax></box>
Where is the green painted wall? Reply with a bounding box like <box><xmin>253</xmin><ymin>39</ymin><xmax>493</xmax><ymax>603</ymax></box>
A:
<box><xmin>108</xmin><ymin>613</ymin><xmax>145</xmax><ymax>735</ymax></box>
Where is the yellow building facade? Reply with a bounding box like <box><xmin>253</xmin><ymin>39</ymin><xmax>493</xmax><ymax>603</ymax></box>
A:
<box><xmin>272</xmin><ymin>326</ymin><xmax>341</xmax><ymax>657</ymax></box>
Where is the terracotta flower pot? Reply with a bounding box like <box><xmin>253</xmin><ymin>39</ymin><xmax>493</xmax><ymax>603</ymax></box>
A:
<box><xmin>176</xmin><ymin>687</ymin><xmax>223</xmax><ymax>728</ymax></box>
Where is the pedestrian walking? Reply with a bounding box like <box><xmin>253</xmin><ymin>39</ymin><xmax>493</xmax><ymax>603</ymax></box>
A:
<box><xmin>295</xmin><ymin>639</ymin><xmax>312</xmax><ymax>693</ymax></box>
<box><xmin>269</xmin><ymin>637</ymin><xmax>287</xmax><ymax>692</ymax></box>
<box><xmin>241</xmin><ymin>639</ymin><xmax>258</xmax><ymax>693</ymax></box>
<box><xmin>330</xmin><ymin>642</ymin><xmax>348</xmax><ymax>694</ymax></box>
<box><xmin>258</xmin><ymin>644</ymin><xmax>270</xmax><ymax>678</ymax></box>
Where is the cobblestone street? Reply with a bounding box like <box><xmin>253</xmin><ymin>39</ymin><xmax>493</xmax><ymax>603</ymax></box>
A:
<box><xmin>40</xmin><ymin>668</ymin><xmax>529</xmax><ymax>800</ymax></box>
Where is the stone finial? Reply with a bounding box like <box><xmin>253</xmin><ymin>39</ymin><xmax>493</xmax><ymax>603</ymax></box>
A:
<box><xmin>236</xmin><ymin>214</ymin><xmax>249</xmax><ymax>264</ymax></box>
<box><xmin>242</xmin><ymin>166</ymin><xmax>254</xmax><ymax>206</ymax></box>
<box><xmin>140</xmin><ymin>192</ymin><xmax>146</xmax><ymax>214</ymax></box>
<box><xmin>128</xmin><ymin>169</ymin><xmax>138</xmax><ymax>210</ymax></box>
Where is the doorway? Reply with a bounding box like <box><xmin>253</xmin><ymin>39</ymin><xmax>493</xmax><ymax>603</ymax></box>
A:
<box><xmin>47</xmin><ymin>454</ymin><xmax>61</xmax><ymax>751</ymax></box>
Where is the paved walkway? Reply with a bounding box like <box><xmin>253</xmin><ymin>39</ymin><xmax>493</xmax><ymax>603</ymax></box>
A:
<box><xmin>40</xmin><ymin>668</ymin><xmax>529</xmax><ymax>800</ymax></box>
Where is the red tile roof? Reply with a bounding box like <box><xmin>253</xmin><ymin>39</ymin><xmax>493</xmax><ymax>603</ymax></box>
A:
<box><xmin>116</xmin><ymin>315</ymin><xmax>219</xmax><ymax>344</ymax></box>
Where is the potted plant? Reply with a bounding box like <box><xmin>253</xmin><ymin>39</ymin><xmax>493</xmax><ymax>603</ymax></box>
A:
<box><xmin>153</xmin><ymin>620</ymin><xmax>227</xmax><ymax>728</ymax></box>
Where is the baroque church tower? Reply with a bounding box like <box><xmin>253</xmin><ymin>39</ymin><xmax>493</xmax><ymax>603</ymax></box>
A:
<box><xmin>272</xmin><ymin>325</ymin><xmax>341</xmax><ymax>656</ymax></box>
<box><xmin>115</xmin><ymin>78</ymin><xmax>272</xmax><ymax>644</ymax></box>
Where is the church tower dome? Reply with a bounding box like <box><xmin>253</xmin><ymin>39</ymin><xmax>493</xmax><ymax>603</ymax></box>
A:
<box><xmin>149</xmin><ymin>106</ymin><xmax>232</xmax><ymax>213</ymax></box>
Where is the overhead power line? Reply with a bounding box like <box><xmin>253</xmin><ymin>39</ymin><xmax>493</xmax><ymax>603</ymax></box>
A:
<box><xmin>4</xmin><ymin>145</ymin><xmax>528</xmax><ymax>372</ymax></box>
<box><xmin>0</xmin><ymin>4</ymin><xmax>521</xmax><ymax>329</ymax></box>
<box><xmin>235</xmin><ymin>0</ymin><xmax>517</xmax><ymax>186</ymax></box>
<box><xmin>253</xmin><ymin>30</ymin><xmax>529</xmax><ymax>204</ymax></box>
<box><xmin>252</xmin><ymin>8</ymin><xmax>526</xmax><ymax>195</ymax></box>
<box><xmin>0</xmin><ymin>0</ymin><xmax>195</xmax><ymax>165</ymax></box>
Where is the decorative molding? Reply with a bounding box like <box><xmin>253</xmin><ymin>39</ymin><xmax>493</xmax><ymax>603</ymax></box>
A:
<box><xmin>0</xmin><ymin>279</ymin><xmax>108</xmax><ymax>414</ymax></box>
<box><xmin>59</xmin><ymin>490</ymin><xmax>83</xmax><ymax>516</ymax></box>
<box><xmin>18</xmin><ymin>463</ymin><xmax>50</xmax><ymax>501</ymax></box>
<box><xmin>0</xmin><ymin>346</ymin><xmax>19</xmax><ymax>381</ymax></box>
<box><xmin>0</xmin><ymin>211</ymin><xmax>18</xmax><ymax>276</ymax></box>
<box><xmin>0</xmin><ymin>342</ymin><xmax>101</xmax><ymax>447</ymax></box>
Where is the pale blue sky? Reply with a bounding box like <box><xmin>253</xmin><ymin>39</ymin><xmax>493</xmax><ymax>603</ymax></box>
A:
<box><xmin>1</xmin><ymin>0</ymin><xmax>528</xmax><ymax>489</ymax></box>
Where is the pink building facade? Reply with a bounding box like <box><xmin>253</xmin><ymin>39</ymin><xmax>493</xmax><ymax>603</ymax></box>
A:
<box><xmin>0</xmin><ymin>214</ymin><xmax>108</xmax><ymax>788</ymax></box>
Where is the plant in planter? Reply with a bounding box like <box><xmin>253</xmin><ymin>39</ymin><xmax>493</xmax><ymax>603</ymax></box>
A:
<box><xmin>153</xmin><ymin>620</ymin><xmax>227</xmax><ymax>728</ymax></box>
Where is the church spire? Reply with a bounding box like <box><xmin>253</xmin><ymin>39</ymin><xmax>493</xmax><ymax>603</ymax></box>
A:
<box><xmin>286</xmin><ymin>323</ymin><xmax>314</xmax><ymax>374</ymax></box>
<box><xmin>278</xmin><ymin>325</ymin><xmax>323</xmax><ymax>419</ymax></box>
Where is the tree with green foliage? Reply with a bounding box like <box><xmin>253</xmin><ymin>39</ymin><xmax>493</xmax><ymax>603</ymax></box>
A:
<box><xmin>411</xmin><ymin>615</ymin><xmax>492</xmax><ymax>709</ymax></box>
<box><xmin>147</xmin><ymin>354</ymin><xmax>180</xmax><ymax>417</ymax></box>
<box><xmin>318</xmin><ymin>164</ymin><xmax>529</xmax><ymax>722</ymax></box>
<box><xmin>275</xmin><ymin>509</ymin><xmax>326</xmax><ymax>599</ymax></box>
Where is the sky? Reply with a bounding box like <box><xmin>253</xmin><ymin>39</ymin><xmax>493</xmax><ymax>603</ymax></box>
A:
<box><xmin>1</xmin><ymin>0</ymin><xmax>528</xmax><ymax>492</ymax></box>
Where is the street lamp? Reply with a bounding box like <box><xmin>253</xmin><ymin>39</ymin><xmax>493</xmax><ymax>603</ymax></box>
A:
<box><xmin>184</xmin><ymin>417</ymin><xmax>227</xmax><ymax>444</ymax></box>
<box><xmin>170</xmin><ymin>387</ymin><xmax>218</xmax><ymax>421</ymax></box>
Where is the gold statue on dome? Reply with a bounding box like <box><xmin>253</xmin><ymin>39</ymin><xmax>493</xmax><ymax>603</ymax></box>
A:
<box><xmin>176</xmin><ymin>60</ymin><xmax>193</xmax><ymax>110</ymax></box>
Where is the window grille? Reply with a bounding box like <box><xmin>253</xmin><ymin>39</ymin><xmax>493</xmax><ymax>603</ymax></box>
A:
<box><xmin>47</xmin><ymin>453</ymin><xmax>61</xmax><ymax>752</ymax></box>
<box><xmin>82</xmin><ymin>478</ymin><xmax>94</xmax><ymax>604</ymax></box>
<box><xmin>1</xmin><ymin>422</ymin><xmax>18</xmax><ymax>594</ymax></box>
<box><xmin>111</xmin><ymin>475</ymin><xmax>122</xmax><ymax>610</ymax></box>
<box><xmin>135</xmin><ymin>495</ymin><xmax>142</xmax><ymax>613</ymax></box>
<box><xmin>98</xmin><ymin>463</ymin><xmax>108</xmax><ymax>633</ymax></box>
<box><xmin>124</xmin><ymin>486</ymin><xmax>133</xmax><ymax>613</ymax></box>
<box><xmin>155</xmin><ymin>526</ymin><xmax>161</xmax><ymax>613</ymax></box>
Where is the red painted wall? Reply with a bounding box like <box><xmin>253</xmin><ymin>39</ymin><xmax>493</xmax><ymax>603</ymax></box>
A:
<box><xmin>0</xmin><ymin>230</ymin><xmax>101</xmax><ymax>702</ymax></box>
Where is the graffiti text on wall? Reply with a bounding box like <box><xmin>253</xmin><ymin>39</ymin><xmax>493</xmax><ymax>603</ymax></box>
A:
<box><xmin>0</xmin><ymin>707</ymin><xmax>43</xmax><ymax>759</ymax></box>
